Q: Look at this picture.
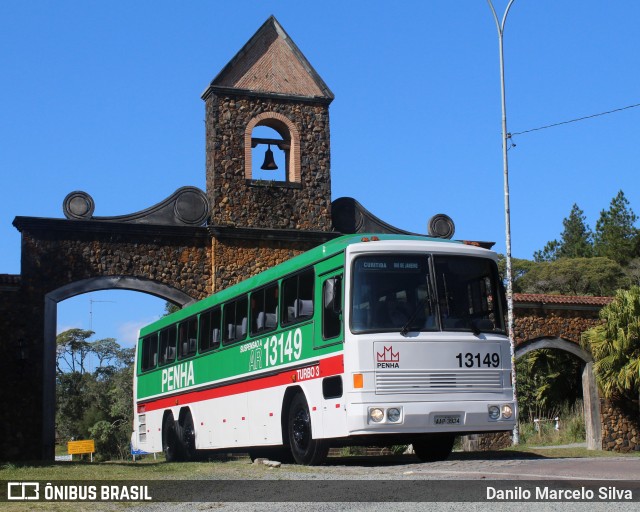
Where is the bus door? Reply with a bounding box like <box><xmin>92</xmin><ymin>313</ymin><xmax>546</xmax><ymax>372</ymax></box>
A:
<box><xmin>317</xmin><ymin>270</ymin><xmax>346</xmax><ymax>438</ymax></box>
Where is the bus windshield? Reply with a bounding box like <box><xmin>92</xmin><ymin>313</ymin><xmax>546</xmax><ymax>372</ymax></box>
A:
<box><xmin>351</xmin><ymin>253</ymin><xmax>505</xmax><ymax>335</ymax></box>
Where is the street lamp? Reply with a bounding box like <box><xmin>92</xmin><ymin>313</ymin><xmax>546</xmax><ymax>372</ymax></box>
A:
<box><xmin>487</xmin><ymin>0</ymin><xmax>519</xmax><ymax>445</ymax></box>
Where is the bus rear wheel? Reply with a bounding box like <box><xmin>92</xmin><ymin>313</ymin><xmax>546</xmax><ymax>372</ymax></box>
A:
<box><xmin>412</xmin><ymin>434</ymin><xmax>455</xmax><ymax>462</ymax></box>
<box><xmin>287</xmin><ymin>393</ymin><xmax>328</xmax><ymax>465</ymax></box>
<box><xmin>177</xmin><ymin>411</ymin><xmax>197</xmax><ymax>461</ymax></box>
<box><xmin>162</xmin><ymin>415</ymin><xmax>183</xmax><ymax>462</ymax></box>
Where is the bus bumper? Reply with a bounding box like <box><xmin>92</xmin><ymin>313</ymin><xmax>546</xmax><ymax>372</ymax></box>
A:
<box><xmin>346</xmin><ymin>399</ymin><xmax>516</xmax><ymax>435</ymax></box>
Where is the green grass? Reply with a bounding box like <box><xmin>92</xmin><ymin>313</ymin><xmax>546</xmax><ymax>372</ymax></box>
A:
<box><xmin>0</xmin><ymin>456</ymin><xmax>264</xmax><ymax>481</ymax></box>
<box><xmin>516</xmin><ymin>401</ymin><xmax>588</xmax><ymax>447</ymax></box>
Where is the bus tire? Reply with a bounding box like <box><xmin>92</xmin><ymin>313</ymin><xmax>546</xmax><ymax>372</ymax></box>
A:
<box><xmin>287</xmin><ymin>393</ymin><xmax>328</xmax><ymax>465</ymax></box>
<box><xmin>162</xmin><ymin>414</ymin><xmax>183</xmax><ymax>462</ymax></box>
<box><xmin>177</xmin><ymin>411</ymin><xmax>197</xmax><ymax>461</ymax></box>
<box><xmin>412</xmin><ymin>434</ymin><xmax>455</xmax><ymax>462</ymax></box>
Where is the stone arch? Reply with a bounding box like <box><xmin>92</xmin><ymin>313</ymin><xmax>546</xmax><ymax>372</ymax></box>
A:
<box><xmin>515</xmin><ymin>336</ymin><xmax>602</xmax><ymax>450</ymax></box>
<box><xmin>516</xmin><ymin>336</ymin><xmax>594</xmax><ymax>363</ymax></box>
<box><xmin>244</xmin><ymin>111</ymin><xmax>301</xmax><ymax>182</ymax></box>
<box><xmin>42</xmin><ymin>276</ymin><xmax>196</xmax><ymax>459</ymax></box>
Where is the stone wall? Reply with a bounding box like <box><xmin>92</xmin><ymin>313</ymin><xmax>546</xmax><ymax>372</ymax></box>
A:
<box><xmin>205</xmin><ymin>93</ymin><xmax>332</xmax><ymax>232</ymax></box>
<box><xmin>0</xmin><ymin>277</ymin><xmax>32</xmax><ymax>460</ymax></box>
<box><xmin>513</xmin><ymin>306</ymin><xmax>602</xmax><ymax>344</ymax></box>
<box><xmin>462</xmin><ymin>432</ymin><xmax>512</xmax><ymax>452</ymax></box>
<box><xmin>212</xmin><ymin>237</ymin><xmax>322</xmax><ymax>292</ymax></box>
<box><xmin>600</xmin><ymin>398</ymin><xmax>640</xmax><ymax>452</ymax></box>
<box><xmin>18</xmin><ymin>222</ymin><xmax>213</xmax><ymax>301</ymax></box>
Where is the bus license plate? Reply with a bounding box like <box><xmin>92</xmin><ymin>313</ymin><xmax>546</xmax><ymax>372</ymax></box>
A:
<box><xmin>434</xmin><ymin>415</ymin><xmax>461</xmax><ymax>425</ymax></box>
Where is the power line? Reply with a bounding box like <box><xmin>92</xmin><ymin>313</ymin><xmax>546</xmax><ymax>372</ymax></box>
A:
<box><xmin>509</xmin><ymin>102</ymin><xmax>640</xmax><ymax>138</ymax></box>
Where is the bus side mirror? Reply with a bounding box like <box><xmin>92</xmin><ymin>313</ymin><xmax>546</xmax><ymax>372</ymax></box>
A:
<box><xmin>323</xmin><ymin>276</ymin><xmax>342</xmax><ymax>315</ymax></box>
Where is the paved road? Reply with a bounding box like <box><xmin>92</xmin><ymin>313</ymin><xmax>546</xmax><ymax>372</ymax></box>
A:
<box><xmin>123</xmin><ymin>454</ymin><xmax>640</xmax><ymax>512</ymax></box>
<box><xmin>303</xmin><ymin>453</ymin><xmax>640</xmax><ymax>481</ymax></box>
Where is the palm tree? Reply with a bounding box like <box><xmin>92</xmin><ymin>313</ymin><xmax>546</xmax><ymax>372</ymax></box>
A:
<box><xmin>516</xmin><ymin>349</ymin><xmax>582</xmax><ymax>418</ymax></box>
<box><xmin>581</xmin><ymin>286</ymin><xmax>640</xmax><ymax>400</ymax></box>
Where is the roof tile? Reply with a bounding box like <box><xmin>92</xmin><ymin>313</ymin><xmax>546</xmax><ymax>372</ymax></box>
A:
<box><xmin>514</xmin><ymin>293</ymin><xmax>613</xmax><ymax>307</ymax></box>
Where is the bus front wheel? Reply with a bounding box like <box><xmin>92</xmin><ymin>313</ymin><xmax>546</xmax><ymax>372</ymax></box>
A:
<box><xmin>287</xmin><ymin>393</ymin><xmax>328</xmax><ymax>465</ymax></box>
<box><xmin>412</xmin><ymin>434</ymin><xmax>455</xmax><ymax>462</ymax></box>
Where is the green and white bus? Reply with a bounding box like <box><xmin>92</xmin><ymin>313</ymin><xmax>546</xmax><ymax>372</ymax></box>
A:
<box><xmin>132</xmin><ymin>234</ymin><xmax>516</xmax><ymax>465</ymax></box>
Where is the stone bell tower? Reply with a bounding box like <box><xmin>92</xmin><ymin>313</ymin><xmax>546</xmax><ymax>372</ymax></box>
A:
<box><xmin>201</xmin><ymin>16</ymin><xmax>336</xmax><ymax>290</ymax></box>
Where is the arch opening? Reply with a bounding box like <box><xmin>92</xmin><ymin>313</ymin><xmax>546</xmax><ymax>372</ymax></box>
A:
<box><xmin>244</xmin><ymin>111</ymin><xmax>300</xmax><ymax>183</ymax></box>
<box><xmin>43</xmin><ymin>276</ymin><xmax>195</xmax><ymax>459</ymax></box>
<box><xmin>251</xmin><ymin>125</ymin><xmax>287</xmax><ymax>182</ymax></box>
<box><xmin>515</xmin><ymin>337</ymin><xmax>602</xmax><ymax>450</ymax></box>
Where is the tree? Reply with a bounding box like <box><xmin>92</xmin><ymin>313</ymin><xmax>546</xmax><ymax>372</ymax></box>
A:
<box><xmin>164</xmin><ymin>302</ymin><xmax>180</xmax><ymax>316</ymax></box>
<box><xmin>56</xmin><ymin>328</ymin><xmax>94</xmax><ymax>375</ymax></box>
<box><xmin>516</xmin><ymin>349</ymin><xmax>583</xmax><ymax>418</ymax></box>
<box><xmin>558</xmin><ymin>204</ymin><xmax>594</xmax><ymax>259</ymax></box>
<box><xmin>534</xmin><ymin>204</ymin><xmax>593</xmax><ymax>262</ymax></box>
<box><xmin>594</xmin><ymin>190</ymin><xmax>639</xmax><ymax>265</ymax></box>
<box><xmin>516</xmin><ymin>257</ymin><xmax>624</xmax><ymax>296</ymax></box>
<box><xmin>534</xmin><ymin>240</ymin><xmax>561</xmax><ymax>263</ymax></box>
<box><xmin>625</xmin><ymin>258</ymin><xmax>640</xmax><ymax>287</ymax></box>
<box><xmin>497</xmin><ymin>255</ymin><xmax>537</xmax><ymax>292</ymax></box>
<box><xmin>55</xmin><ymin>329</ymin><xmax>135</xmax><ymax>459</ymax></box>
<box><xmin>581</xmin><ymin>286</ymin><xmax>640</xmax><ymax>400</ymax></box>
<box><xmin>56</xmin><ymin>371</ymin><xmax>94</xmax><ymax>440</ymax></box>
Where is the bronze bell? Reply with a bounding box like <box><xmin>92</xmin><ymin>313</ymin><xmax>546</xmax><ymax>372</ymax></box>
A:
<box><xmin>260</xmin><ymin>144</ymin><xmax>278</xmax><ymax>170</ymax></box>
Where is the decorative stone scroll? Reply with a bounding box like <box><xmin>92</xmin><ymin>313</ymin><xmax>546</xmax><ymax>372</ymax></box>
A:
<box><xmin>331</xmin><ymin>196</ymin><xmax>456</xmax><ymax>239</ymax></box>
<box><xmin>62</xmin><ymin>186</ymin><xmax>209</xmax><ymax>227</ymax></box>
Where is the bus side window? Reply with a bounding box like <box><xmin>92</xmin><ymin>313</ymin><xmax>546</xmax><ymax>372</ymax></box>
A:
<box><xmin>199</xmin><ymin>307</ymin><xmax>221</xmax><ymax>352</ymax></box>
<box><xmin>282</xmin><ymin>269</ymin><xmax>314</xmax><ymax>325</ymax></box>
<box><xmin>251</xmin><ymin>283</ymin><xmax>278</xmax><ymax>336</ymax></box>
<box><xmin>141</xmin><ymin>333</ymin><xmax>158</xmax><ymax>372</ymax></box>
<box><xmin>224</xmin><ymin>295</ymin><xmax>248</xmax><ymax>343</ymax></box>
<box><xmin>322</xmin><ymin>275</ymin><xmax>342</xmax><ymax>340</ymax></box>
<box><xmin>178</xmin><ymin>317</ymin><xmax>198</xmax><ymax>359</ymax></box>
<box><xmin>158</xmin><ymin>326</ymin><xmax>176</xmax><ymax>365</ymax></box>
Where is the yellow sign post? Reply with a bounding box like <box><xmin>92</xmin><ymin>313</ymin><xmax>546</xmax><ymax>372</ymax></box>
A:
<box><xmin>67</xmin><ymin>440</ymin><xmax>96</xmax><ymax>462</ymax></box>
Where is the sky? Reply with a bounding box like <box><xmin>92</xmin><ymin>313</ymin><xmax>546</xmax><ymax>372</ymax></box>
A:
<box><xmin>1</xmin><ymin>0</ymin><xmax>639</xmax><ymax>348</ymax></box>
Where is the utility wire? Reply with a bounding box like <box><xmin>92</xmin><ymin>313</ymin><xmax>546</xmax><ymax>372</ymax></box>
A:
<box><xmin>509</xmin><ymin>102</ymin><xmax>640</xmax><ymax>138</ymax></box>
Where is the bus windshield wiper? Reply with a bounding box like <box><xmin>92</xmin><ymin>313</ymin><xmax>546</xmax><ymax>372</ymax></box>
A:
<box><xmin>401</xmin><ymin>274</ymin><xmax>435</xmax><ymax>336</ymax></box>
<box><xmin>400</xmin><ymin>297</ymin><xmax>428</xmax><ymax>336</ymax></box>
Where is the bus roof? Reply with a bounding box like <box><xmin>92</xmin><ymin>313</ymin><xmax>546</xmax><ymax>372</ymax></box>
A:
<box><xmin>138</xmin><ymin>233</ymin><xmax>474</xmax><ymax>337</ymax></box>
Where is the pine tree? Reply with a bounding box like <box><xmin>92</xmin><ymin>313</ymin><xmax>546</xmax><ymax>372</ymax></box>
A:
<box><xmin>557</xmin><ymin>203</ymin><xmax>593</xmax><ymax>258</ymax></box>
<box><xmin>534</xmin><ymin>203</ymin><xmax>593</xmax><ymax>261</ymax></box>
<box><xmin>594</xmin><ymin>190</ymin><xmax>639</xmax><ymax>265</ymax></box>
<box><xmin>533</xmin><ymin>240</ymin><xmax>560</xmax><ymax>263</ymax></box>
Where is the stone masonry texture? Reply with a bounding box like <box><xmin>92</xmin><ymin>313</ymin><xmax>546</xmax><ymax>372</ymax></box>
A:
<box><xmin>205</xmin><ymin>93</ymin><xmax>332</xmax><ymax>231</ymax></box>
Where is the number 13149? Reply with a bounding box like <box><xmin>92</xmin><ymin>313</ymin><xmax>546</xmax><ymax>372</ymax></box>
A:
<box><xmin>455</xmin><ymin>352</ymin><xmax>500</xmax><ymax>368</ymax></box>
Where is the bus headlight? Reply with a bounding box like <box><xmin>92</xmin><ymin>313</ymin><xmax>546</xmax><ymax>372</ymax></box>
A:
<box><xmin>501</xmin><ymin>404</ymin><xmax>513</xmax><ymax>419</ymax></box>
<box><xmin>369</xmin><ymin>408</ymin><xmax>384</xmax><ymax>423</ymax></box>
<box><xmin>387</xmin><ymin>408</ymin><xmax>401</xmax><ymax>423</ymax></box>
<box><xmin>488</xmin><ymin>405</ymin><xmax>500</xmax><ymax>420</ymax></box>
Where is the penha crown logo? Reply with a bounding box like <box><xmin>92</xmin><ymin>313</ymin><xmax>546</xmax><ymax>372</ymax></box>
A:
<box><xmin>377</xmin><ymin>346</ymin><xmax>399</xmax><ymax>363</ymax></box>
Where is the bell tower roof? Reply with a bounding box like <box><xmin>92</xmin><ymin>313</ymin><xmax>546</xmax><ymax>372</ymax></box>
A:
<box><xmin>202</xmin><ymin>16</ymin><xmax>334</xmax><ymax>102</ymax></box>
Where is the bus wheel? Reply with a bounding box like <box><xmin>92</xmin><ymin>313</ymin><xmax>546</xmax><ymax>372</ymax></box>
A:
<box><xmin>287</xmin><ymin>393</ymin><xmax>328</xmax><ymax>465</ymax></box>
<box><xmin>162</xmin><ymin>415</ymin><xmax>182</xmax><ymax>462</ymax></box>
<box><xmin>178</xmin><ymin>411</ymin><xmax>197</xmax><ymax>461</ymax></box>
<box><xmin>412</xmin><ymin>434</ymin><xmax>455</xmax><ymax>462</ymax></box>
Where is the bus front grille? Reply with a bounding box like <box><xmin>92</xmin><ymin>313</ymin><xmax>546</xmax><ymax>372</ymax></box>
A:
<box><xmin>375</xmin><ymin>370</ymin><xmax>502</xmax><ymax>394</ymax></box>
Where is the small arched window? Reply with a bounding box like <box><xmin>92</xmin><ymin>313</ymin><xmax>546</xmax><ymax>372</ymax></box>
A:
<box><xmin>244</xmin><ymin>112</ymin><xmax>300</xmax><ymax>184</ymax></box>
<box><xmin>251</xmin><ymin>125</ymin><xmax>287</xmax><ymax>182</ymax></box>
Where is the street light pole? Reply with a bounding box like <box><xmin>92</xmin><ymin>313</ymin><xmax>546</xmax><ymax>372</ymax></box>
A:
<box><xmin>487</xmin><ymin>0</ymin><xmax>519</xmax><ymax>445</ymax></box>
